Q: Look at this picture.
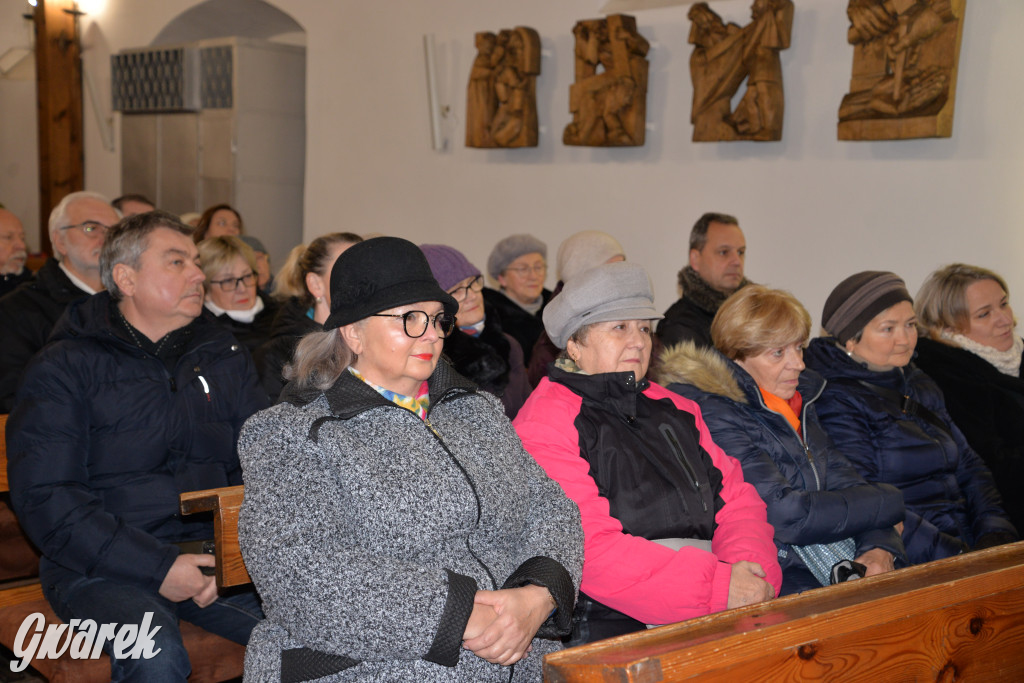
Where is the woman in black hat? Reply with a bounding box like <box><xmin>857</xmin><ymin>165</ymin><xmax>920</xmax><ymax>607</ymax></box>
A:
<box><xmin>804</xmin><ymin>271</ymin><xmax>1017</xmax><ymax>565</ymax></box>
<box><xmin>237</xmin><ymin>237</ymin><xmax>582</xmax><ymax>682</ymax></box>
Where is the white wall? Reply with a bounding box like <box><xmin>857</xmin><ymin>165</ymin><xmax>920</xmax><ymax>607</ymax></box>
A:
<box><xmin>3</xmin><ymin>0</ymin><xmax>1022</xmax><ymax>328</ymax></box>
<box><xmin>0</xmin><ymin>6</ymin><xmax>39</xmax><ymax>249</ymax></box>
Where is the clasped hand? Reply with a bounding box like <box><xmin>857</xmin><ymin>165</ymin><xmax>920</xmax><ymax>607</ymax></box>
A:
<box><xmin>727</xmin><ymin>560</ymin><xmax>775</xmax><ymax>609</ymax></box>
<box><xmin>158</xmin><ymin>553</ymin><xmax>218</xmax><ymax>607</ymax></box>
<box><xmin>462</xmin><ymin>585</ymin><xmax>552</xmax><ymax>666</ymax></box>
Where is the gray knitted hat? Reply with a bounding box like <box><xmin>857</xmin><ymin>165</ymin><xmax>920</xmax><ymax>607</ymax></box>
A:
<box><xmin>543</xmin><ymin>262</ymin><xmax>662</xmax><ymax>348</ymax></box>
<box><xmin>487</xmin><ymin>234</ymin><xmax>547</xmax><ymax>280</ymax></box>
<box><xmin>556</xmin><ymin>231</ymin><xmax>626</xmax><ymax>284</ymax></box>
<box><xmin>821</xmin><ymin>271</ymin><xmax>913</xmax><ymax>344</ymax></box>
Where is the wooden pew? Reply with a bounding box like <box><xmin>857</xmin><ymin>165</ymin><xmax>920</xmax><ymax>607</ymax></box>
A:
<box><xmin>180</xmin><ymin>485</ymin><xmax>252</xmax><ymax>588</ymax></box>
<box><xmin>544</xmin><ymin>541</ymin><xmax>1024</xmax><ymax>682</ymax></box>
<box><xmin>0</xmin><ymin>413</ymin><xmax>246</xmax><ymax>682</ymax></box>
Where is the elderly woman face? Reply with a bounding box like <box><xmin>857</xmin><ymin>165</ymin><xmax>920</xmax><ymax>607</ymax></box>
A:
<box><xmin>447</xmin><ymin>275</ymin><xmax>485</xmax><ymax>327</ymax></box>
<box><xmin>736</xmin><ymin>342</ymin><xmax>806</xmax><ymax>400</ymax></box>
<box><xmin>567</xmin><ymin>319</ymin><xmax>653</xmax><ymax>378</ymax></box>
<box><xmin>962</xmin><ymin>279</ymin><xmax>1015</xmax><ymax>351</ymax></box>
<box><xmin>207</xmin><ymin>209</ymin><xmax>241</xmax><ymax>238</ymax></box>
<box><xmin>845</xmin><ymin>300</ymin><xmax>918</xmax><ymax>371</ymax></box>
<box><xmin>206</xmin><ymin>254</ymin><xmax>258</xmax><ymax>311</ymax></box>
<box><xmin>343</xmin><ymin>300</ymin><xmax>450</xmax><ymax>396</ymax></box>
<box><xmin>497</xmin><ymin>252</ymin><xmax>546</xmax><ymax>305</ymax></box>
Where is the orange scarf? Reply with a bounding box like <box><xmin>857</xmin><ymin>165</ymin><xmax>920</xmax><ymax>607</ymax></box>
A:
<box><xmin>760</xmin><ymin>387</ymin><xmax>803</xmax><ymax>437</ymax></box>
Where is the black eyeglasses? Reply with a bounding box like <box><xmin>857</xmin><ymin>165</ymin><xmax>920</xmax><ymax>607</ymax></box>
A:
<box><xmin>209</xmin><ymin>271</ymin><xmax>257</xmax><ymax>292</ymax></box>
<box><xmin>448</xmin><ymin>275</ymin><xmax>484</xmax><ymax>302</ymax></box>
<box><xmin>372</xmin><ymin>311</ymin><xmax>456</xmax><ymax>338</ymax></box>
<box><xmin>60</xmin><ymin>221</ymin><xmax>111</xmax><ymax>236</ymax></box>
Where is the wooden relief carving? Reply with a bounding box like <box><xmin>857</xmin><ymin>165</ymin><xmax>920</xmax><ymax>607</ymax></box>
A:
<box><xmin>838</xmin><ymin>0</ymin><xmax>966</xmax><ymax>140</ymax></box>
<box><xmin>688</xmin><ymin>0</ymin><xmax>794</xmax><ymax>142</ymax></box>
<box><xmin>465</xmin><ymin>27</ymin><xmax>541</xmax><ymax>148</ymax></box>
<box><xmin>563</xmin><ymin>14</ymin><xmax>650</xmax><ymax>147</ymax></box>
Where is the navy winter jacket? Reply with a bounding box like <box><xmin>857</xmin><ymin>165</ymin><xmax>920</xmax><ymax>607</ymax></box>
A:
<box><xmin>658</xmin><ymin>343</ymin><xmax>905</xmax><ymax>592</ymax></box>
<box><xmin>804</xmin><ymin>338</ymin><xmax>1016</xmax><ymax>563</ymax></box>
<box><xmin>7</xmin><ymin>293</ymin><xmax>269</xmax><ymax>593</ymax></box>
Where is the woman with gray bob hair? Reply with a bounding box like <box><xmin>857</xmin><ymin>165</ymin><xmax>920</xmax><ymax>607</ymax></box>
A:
<box><xmin>514</xmin><ymin>262</ymin><xmax>780</xmax><ymax>645</ymax></box>
<box><xmin>237</xmin><ymin>236</ymin><xmax>582</xmax><ymax>682</ymax></box>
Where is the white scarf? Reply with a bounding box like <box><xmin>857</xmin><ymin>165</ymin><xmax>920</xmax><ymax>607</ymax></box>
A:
<box><xmin>940</xmin><ymin>329</ymin><xmax>1024</xmax><ymax>377</ymax></box>
<box><xmin>205</xmin><ymin>295</ymin><xmax>265</xmax><ymax>324</ymax></box>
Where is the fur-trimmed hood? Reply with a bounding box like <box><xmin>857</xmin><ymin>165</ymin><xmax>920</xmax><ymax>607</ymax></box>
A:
<box><xmin>657</xmin><ymin>340</ymin><xmax>827</xmax><ymax>407</ymax></box>
<box><xmin>655</xmin><ymin>341</ymin><xmax>747</xmax><ymax>403</ymax></box>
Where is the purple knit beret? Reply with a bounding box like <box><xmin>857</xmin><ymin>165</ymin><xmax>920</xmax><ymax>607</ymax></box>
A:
<box><xmin>419</xmin><ymin>244</ymin><xmax>482</xmax><ymax>292</ymax></box>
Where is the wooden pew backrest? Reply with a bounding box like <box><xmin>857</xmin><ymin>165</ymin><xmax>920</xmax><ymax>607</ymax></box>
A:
<box><xmin>544</xmin><ymin>541</ymin><xmax>1024</xmax><ymax>682</ymax></box>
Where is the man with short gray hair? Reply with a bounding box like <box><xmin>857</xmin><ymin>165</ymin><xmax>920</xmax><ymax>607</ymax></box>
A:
<box><xmin>7</xmin><ymin>211</ymin><xmax>267</xmax><ymax>680</ymax></box>
<box><xmin>0</xmin><ymin>191</ymin><xmax>118</xmax><ymax>410</ymax></box>
<box><xmin>656</xmin><ymin>212</ymin><xmax>751</xmax><ymax>350</ymax></box>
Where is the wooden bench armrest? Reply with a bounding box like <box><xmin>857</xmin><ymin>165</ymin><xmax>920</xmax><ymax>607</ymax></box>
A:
<box><xmin>179</xmin><ymin>486</ymin><xmax>251</xmax><ymax>588</ymax></box>
<box><xmin>0</xmin><ymin>579</ymin><xmax>44</xmax><ymax>608</ymax></box>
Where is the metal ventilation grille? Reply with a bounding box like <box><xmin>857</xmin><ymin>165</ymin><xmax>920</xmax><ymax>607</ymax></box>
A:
<box><xmin>112</xmin><ymin>47</ymin><xmax>200</xmax><ymax>113</ymax></box>
<box><xmin>200</xmin><ymin>46</ymin><xmax>233</xmax><ymax>109</ymax></box>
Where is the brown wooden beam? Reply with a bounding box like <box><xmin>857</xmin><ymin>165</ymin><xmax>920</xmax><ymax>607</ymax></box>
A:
<box><xmin>34</xmin><ymin>0</ymin><xmax>84</xmax><ymax>256</ymax></box>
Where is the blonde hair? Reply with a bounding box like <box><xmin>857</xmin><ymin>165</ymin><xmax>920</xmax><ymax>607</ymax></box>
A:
<box><xmin>712</xmin><ymin>285</ymin><xmax>811</xmax><ymax>361</ymax></box>
<box><xmin>916</xmin><ymin>263</ymin><xmax>1010</xmax><ymax>339</ymax></box>
<box><xmin>197</xmin><ymin>236</ymin><xmax>259</xmax><ymax>283</ymax></box>
<box><xmin>271</xmin><ymin>232</ymin><xmax>363</xmax><ymax>304</ymax></box>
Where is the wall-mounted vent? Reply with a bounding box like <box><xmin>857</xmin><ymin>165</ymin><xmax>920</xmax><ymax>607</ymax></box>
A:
<box><xmin>200</xmin><ymin>46</ymin><xmax>234</xmax><ymax>109</ymax></box>
<box><xmin>112</xmin><ymin>47</ymin><xmax>200</xmax><ymax>113</ymax></box>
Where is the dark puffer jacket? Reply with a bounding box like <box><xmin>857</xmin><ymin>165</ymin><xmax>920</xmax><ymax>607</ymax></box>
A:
<box><xmin>0</xmin><ymin>268</ymin><xmax>33</xmax><ymax>299</ymax></box>
<box><xmin>914</xmin><ymin>336</ymin><xmax>1024</xmax><ymax>534</ymax></box>
<box><xmin>238</xmin><ymin>360</ymin><xmax>582</xmax><ymax>682</ymax></box>
<box><xmin>253</xmin><ymin>296</ymin><xmax>320</xmax><ymax>402</ymax></box>
<box><xmin>481</xmin><ymin>287</ymin><xmax>551</xmax><ymax>366</ymax></box>
<box><xmin>204</xmin><ymin>294</ymin><xmax>279</xmax><ymax>356</ymax></box>
<box><xmin>442</xmin><ymin>303</ymin><xmax>530</xmax><ymax>419</ymax></box>
<box><xmin>0</xmin><ymin>258</ymin><xmax>91</xmax><ymax>411</ymax></box>
<box><xmin>805</xmin><ymin>337</ymin><xmax>1017</xmax><ymax>563</ymax></box>
<box><xmin>658</xmin><ymin>343</ymin><xmax>905</xmax><ymax>594</ymax></box>
<box><xmin>6</xmin><ymin>292</ymin><xmax>269</xmax><ymax>592</ymax></box>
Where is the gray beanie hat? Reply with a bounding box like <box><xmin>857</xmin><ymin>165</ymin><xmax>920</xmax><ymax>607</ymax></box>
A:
<box><xmin>543</xmin><ymin>261</ymin><xmax>662</xmax><ymax>348</ymax></box>
<box><xmin>487</xmin><ymin>234</ymin><xmax>547</xmax><ymax>280</ymax></box>
<box><xmin>821</xmin><ymin>271</ymin><xmax>913</xmax><ymax>345</ymax></box>
<box><xmin>556</xmin><ymin>230</ymin><xmax>626</xmax><ymax>284</ymax></box>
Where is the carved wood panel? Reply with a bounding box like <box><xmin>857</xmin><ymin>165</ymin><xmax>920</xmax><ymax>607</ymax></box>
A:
<box><xmin>563</xmin><ymin>14</ymin><xmax>650</xmax><ymax>147</ymax></box>
<box><xmin>838</xmin><ymin>0</ymin><xmax>967</xmax><ymax>140</ymax></box>
<box><xmin>465</xmin><ymin>26</ymin><xmax>541</xmax><ymax>148</ymax></box>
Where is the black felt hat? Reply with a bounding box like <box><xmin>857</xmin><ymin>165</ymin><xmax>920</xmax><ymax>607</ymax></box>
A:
<box><xmin>323</xmin><ymin>236</ymin><xmax>457</xmax><ymax>330</ymax></box>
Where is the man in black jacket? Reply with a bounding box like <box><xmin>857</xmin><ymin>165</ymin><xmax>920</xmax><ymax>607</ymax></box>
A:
<box><xmin>0</xmin><ymin>191</ymin><xmax>118</xmax><ymax>410</ymax></box>
<box><xmin>7</xmin><ymin>211</ymin><xmax>267</xmax><ymax>681</ymax></box>
<box><xmin>656</xmin><ymin>212</ymin><xmax>751</xmax><ymax>350</ymax></box>
<box><xmin>0</xmin><ymin>208</ymin><xmax>32</xmax><ymax>298</ymax></box>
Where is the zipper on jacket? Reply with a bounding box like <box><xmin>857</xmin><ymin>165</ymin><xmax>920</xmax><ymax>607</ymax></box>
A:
<box><xmin>658</xmin><ymin>423</ymin><xmax>707</xmax><ymax>512</ymax></box>
<box><xmin>421</xmin><ymin>398</ymin><xmax>499</xmax><ymax>591</ymax></box>
<box><xmin>754</xmin><ymin>387</ymin><xmax>823</xmax><ymax>491</ymax></box>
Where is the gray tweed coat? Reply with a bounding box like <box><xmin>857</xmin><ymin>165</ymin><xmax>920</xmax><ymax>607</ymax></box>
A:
<box><xmin>238</xmin><ymin>360</ymin><xmax>583</xmax><ymax>682</ymax></box>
